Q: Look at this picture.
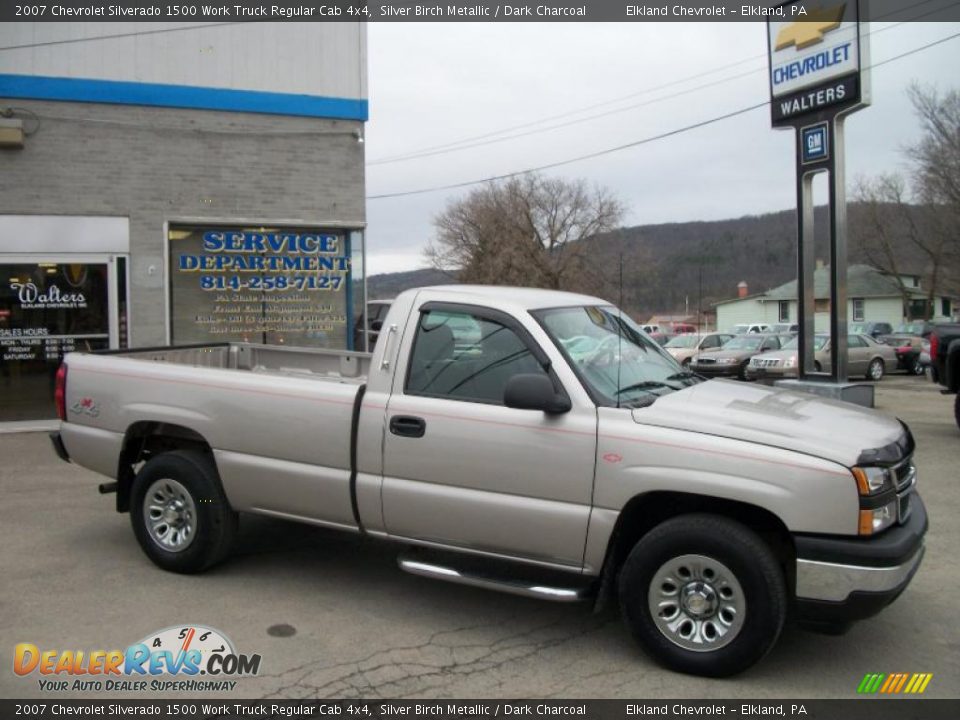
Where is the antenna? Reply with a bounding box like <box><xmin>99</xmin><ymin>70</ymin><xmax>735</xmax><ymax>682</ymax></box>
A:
<box><xmin>617</xmin><ymin>253</ymin><xmax>624</xmax><ymax>409</ymax></box>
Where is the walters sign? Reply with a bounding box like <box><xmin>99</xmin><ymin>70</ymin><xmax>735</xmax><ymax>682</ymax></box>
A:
<box><xmin>767</xmin><ymin>0</ymin><xmax>869</xmax><ymax>125</ymax></box>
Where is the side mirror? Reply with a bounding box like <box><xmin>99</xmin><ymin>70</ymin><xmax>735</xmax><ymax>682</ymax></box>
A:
<box><xmin>504</xmin><ymin>374</ymin><xmax>571</xmax><ymax>414</ymax></box>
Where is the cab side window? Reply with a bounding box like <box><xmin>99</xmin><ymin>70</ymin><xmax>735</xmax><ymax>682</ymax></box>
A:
<box><xmin>406</xmin><ymin>309</ymin><xmax>547</xmax><ymax>404</ymax></box>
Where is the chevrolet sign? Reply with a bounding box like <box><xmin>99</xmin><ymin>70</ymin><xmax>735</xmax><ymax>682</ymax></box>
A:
<box><xmin>767</xmin><ymin>0</ymin><xmax>869</xmax><ymax>125</ymax></box>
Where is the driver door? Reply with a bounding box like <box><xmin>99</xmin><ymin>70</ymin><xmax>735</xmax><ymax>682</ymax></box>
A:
<box><xmin>381</xmin><ymin>303</ymin><xmax>597</xmax><ymax>568</ymax></box>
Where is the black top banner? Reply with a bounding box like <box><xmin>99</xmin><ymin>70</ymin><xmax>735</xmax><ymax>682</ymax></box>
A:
<box><xmin>3</xmin><ymin>0</ymin><xmax>960</xmax><ymax>22</ymax></box>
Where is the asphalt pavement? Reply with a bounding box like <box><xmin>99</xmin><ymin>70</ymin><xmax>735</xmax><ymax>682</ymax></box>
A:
<box><xmin>1</xmin><ymin>374</ymin><xmax>957</xmax><ymax>700</ymax></box>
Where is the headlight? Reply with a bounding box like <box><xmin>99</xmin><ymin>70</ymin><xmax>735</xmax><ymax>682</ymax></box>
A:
<box><xmin>852</xmin><ymin>466</ymin><xmax>893</xmax><ymax>495</ymax></box>
<box><xmin>859</xmin><ymin>500</ymin><xmax>897</xmax><ymax>535</ymax></box>
<box><xmin>783</xmin><ymin>356</ymin><xmax>797</xmax><ymax>368</ymax></box>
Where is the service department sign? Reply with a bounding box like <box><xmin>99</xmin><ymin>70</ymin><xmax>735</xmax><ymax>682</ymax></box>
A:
<box><xmin>767</xmin><ymin>0</ymin><xmax>869</xmax><ymax>125</ymax></box>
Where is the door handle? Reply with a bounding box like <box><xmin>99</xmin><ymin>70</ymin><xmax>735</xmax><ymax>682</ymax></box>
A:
<box><xmin>390</xmin><ymin>415</ymin><xmax>426</xmax><ymax>438</ymax></box>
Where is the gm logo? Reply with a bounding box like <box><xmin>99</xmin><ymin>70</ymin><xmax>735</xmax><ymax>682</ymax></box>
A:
<box><xmin>775</xmin><ymin>5</ymin><xmax>846</xmax><ymax>51</ymax></box>
<box><xmin>801</xmin><ymin>122</ymin><xmax>829</xmax><ymax>164</ymax></box>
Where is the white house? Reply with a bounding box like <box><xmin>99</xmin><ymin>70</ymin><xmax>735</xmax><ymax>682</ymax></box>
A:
<box><xmin>715</xmin><ymin>264</ymin><xmax>955</xmax><ymax>333</ymax></box>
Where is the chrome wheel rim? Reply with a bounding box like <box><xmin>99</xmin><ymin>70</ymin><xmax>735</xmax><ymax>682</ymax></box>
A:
<box><xmin>869</xmin><ymin>360</ymin><xmax>883</xmax><ymax>380</ymax></box>
<box><xmin>143</xmin><ymin>478</ymin><xmax>197</xmax><ymax>552</ymax></box>
<box><xmin>648</xmin><ymin>554</ymin><xmax>746</xmax><ymax>652</ymax></box>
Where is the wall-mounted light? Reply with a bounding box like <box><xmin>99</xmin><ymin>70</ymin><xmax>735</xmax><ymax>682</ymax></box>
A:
<box><xmin>0</xmin><ymin>118</ymin><xmax>25</xmax><ymax>149</ymax></box>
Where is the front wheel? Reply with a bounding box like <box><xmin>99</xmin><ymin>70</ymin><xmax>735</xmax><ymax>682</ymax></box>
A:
<box><xmin>130</xmin><ymin>450</ymin><xmax>238</xmax><ymax>574</ymax></box>
<box><xmin>867</xmin><ymin>358</ymin><xmax>885</xmax><ymax>381</ymax></box>
<box><xmin>954</xmin><ymin>393</ymin><xmax>960</xmax><ymax>431</ymax></box>
<box><xmin>619</xmin><ymin>514</ymin><xmax>787</xmax><ymax>677</ymax></box>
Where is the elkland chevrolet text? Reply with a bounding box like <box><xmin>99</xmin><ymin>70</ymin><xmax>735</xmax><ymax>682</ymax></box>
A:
<box><xmin>51</xmin><ymin>286</ymin><xmax>926</xmax><ymax>677</ymax></box>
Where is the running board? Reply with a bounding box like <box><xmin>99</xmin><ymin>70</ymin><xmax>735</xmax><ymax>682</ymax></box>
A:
<box><xmin>397</xmin><ymin>556</ymin><xmax>589</xmax><ymax>603</ymax></box>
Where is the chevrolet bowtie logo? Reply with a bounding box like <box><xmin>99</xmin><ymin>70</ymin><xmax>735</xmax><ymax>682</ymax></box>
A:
<box><xmin>775</xmin><ymin>5</ymin><xmax>846</xmax><ymax>51</ymax></box>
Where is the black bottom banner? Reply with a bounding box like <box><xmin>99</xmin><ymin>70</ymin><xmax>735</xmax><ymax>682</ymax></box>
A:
<box><xmin>2</xmin><ymin>700</ymin><xmax>958</xmax><ymax>720</ymax></box>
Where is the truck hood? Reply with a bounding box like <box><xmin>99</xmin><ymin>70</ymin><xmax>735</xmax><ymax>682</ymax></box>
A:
<box><xmin>632</xmin><ymin>379</ymin><xmax>904</xmax><ymax>467</ymax></box>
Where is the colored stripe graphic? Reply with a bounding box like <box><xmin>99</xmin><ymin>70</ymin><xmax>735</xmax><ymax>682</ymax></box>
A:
<box><xmin>857</xmin><ymin>672</ymin><xmax>933</xmax><ymax>694</ymax></box>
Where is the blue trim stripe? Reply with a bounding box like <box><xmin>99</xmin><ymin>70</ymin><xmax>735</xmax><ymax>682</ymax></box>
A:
<box><xmin>0</xmin><ymin>74</ymin><xmax>368</xmax><ymax>121</ymax></box>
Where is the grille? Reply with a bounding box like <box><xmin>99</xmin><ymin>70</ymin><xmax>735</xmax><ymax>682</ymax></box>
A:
<box><xmin>893</xmin><ymin>456</ymin><xmax>916</xmax><ymax>524</ymax></box>
<box><xmin>753</xmin><ymin>358</ymin><xmax>781</xmax><ymax>368</ymax></box>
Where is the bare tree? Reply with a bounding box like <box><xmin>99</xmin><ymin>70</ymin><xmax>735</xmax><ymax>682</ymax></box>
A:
<box><xmin>426</xmin><ymin>173</ymin><xmax>625</xmax><ymax>293</ymax></box>
<box><xmin>852</xmin><ymin>84</ymin><xmax>960</xmax><ymax>317</ymax></box>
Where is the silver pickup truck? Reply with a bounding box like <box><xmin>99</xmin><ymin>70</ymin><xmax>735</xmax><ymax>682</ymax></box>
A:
<box><xmin>51</xmin><ymin>285</ymin><xmax>927</xmax><ymax>677</ymax></box>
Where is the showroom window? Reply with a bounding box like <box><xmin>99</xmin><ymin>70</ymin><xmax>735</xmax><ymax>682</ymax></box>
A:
<box><xmin>167</xmin><ymin>225</ymin><xmax>364</xmax><ymax>349</ymax></box>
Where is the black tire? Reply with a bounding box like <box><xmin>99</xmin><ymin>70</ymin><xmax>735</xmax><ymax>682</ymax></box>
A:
<box><xmin>738</xmin><ymin>360</ymin><xmax>749</xmax><ymax>381</ymax></box>
<box><xmin>867</xmin><ymin>358</ymin><xmax>885</xmax><ymax>382</ymax></box>
<box><xmin>619</xmin><ymin>514</ymin><xmax>787</xmax><ymax>677</ymax></box>
<box><xmin>910</xmin><ymin>356</ymin><xmax>924</xmax><ymax>376</ymax></box>
<box><xmin>130</xmin><ymin>450</ymin><xmax>238</xmax><ymax>574</ymax></box>
<box><xmin>954</xmin><ymin>393</ymin><xmax>960</xmax><ymax>431</ymax></box>
<box><xmin>814</xmin><ymin>361</ymin><xmax>822</xmax><ymax>372</ymax></box>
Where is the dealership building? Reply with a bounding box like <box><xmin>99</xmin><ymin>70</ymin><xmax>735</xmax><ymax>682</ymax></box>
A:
<box><xmin>0</xmin><ymin>22</ymin><xmax>368</xmax><ymax>428</ymax></box>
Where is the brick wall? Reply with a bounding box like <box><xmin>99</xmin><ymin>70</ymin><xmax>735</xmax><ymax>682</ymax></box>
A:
<box><xmin>0</xmin><ymin>99</ymin><xmax>365</xmax><ymax>345</ymax></box>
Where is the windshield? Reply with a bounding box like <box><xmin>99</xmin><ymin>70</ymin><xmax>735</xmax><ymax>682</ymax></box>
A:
<box><xmin>896</xmin><ymin>322</ymin><xmax>925</xmax><ymax>335</ymax></box>
<box><xmin>723</xmin><ymin>336</ymin><xmax>764</xmax><ymax>350</ymax></box>
<box><xmin>781</xmin><ymin>335</ymin><xmax>829</xmax><ymax>351</ymax></box>
<box><xmin>664</xmin><ymin>334</ymin><xmax>698</xmax><ymax>348</ymax></box>
<box><xmin>534</xmin><ymin>306</ymin><xmax>701</xmax><ymax>407</ymax></box>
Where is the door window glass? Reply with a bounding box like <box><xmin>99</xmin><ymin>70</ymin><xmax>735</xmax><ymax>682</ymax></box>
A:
<box><xmin>406</xmin><ymin>309</ymin><xmax>545</xmax><ymax>404</ymax></box>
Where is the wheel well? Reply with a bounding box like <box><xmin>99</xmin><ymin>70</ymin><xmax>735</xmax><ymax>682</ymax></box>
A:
<box><xmin>597</xmin><ymin>492</ymin><xmax>795</xmax><ymax>606</ymax></box>
<box><xmin>115</xmin><ymin>422</ymin><xmax>213</xmax><ymax>512</ymax></box>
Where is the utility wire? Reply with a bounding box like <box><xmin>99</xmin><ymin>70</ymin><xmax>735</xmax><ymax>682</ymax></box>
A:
<box><xmin>367</xmin><ymin>30</ymin><xmax>960</xmax><ymax>201</ymax></box>
<box><xmin>369</xmin><ymin>5</ymin><xmax>957</xmax><ymax>167</ymax></box>
<box><xmin>0</xmin><ymin>23</ymin><xmax>244</xmax><ymax>52</ymax></box>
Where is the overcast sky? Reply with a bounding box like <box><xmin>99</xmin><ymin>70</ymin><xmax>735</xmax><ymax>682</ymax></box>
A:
<box><xmin>361</xmin><ymin>20</ymin><xmax>960</xmax><ymax>277</ymax></box>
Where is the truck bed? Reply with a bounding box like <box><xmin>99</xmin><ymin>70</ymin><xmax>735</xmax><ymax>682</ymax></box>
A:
<box><xmin>106</xmin><ymin>342</ymin><xmax>371</xmax><ymax>383</ymax></box>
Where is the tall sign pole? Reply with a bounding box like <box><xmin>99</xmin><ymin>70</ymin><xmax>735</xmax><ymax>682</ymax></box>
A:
<box><xmin>767</xmin><ymin>0</ymin><xmax>870</xmax><ymax>385</ymax></box>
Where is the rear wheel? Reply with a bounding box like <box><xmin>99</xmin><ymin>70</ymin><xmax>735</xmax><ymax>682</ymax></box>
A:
<box><xmin>954</xmin><ymin>393</ymin><xmax>960</xmax><ymax>431</ymax></box>
<box><xmin>130</xmin><ymin>450</ymin><xmax>237</xmax><ymax>574</ymax></box>
<box><xmin>619</xmin><ymin>514</ymin><xmax>786</xmax><ymax>677</ymax></box>
<box><xmin>867</xmin><ymin>358</ymin><xmax>885</xmax><ymax>381</ymax></box>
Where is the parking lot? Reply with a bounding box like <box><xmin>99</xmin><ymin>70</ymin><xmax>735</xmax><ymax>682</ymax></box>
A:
<box><xmin>1</xmin><ymin>374</ymin><xmax>957</xmax><ymax>700</ymax></box>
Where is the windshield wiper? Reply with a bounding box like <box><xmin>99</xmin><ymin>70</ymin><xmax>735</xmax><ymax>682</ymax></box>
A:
<box><xmin>665</xmin><ymin>370</ymin><xmax>702</xmax><ymax>382</ymax></box>
<box><xmin>616</xmin><ymin>380</ymin><xmax>678</xmax><ymax>395</ymax></box>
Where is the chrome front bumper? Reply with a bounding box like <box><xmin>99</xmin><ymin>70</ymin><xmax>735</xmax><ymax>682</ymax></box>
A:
<box><xmin>796</xmin><ymin>544</ymin><xmax>925</xmax><ymax>602</ymax></box>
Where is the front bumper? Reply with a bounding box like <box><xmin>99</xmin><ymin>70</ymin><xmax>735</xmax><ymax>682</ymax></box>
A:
<box><xmin>692</xmin><ymin>363</ymin><xmax>740</xmax><ymax>377</ymax></box>
<box><xmin>745</xmin><ymin>366</ymin><xmax>795</xmax><ymax>381</ymax></box>
<box><xmin>793</xmin><ymin>494</ymin><xmax>927</xmax><ymax>628</ymax></box>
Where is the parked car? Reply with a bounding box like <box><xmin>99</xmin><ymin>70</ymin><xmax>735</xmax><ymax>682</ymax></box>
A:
<box><xmin>769</xmin><ymin>322</ymin><xmax>799</xmax><ymax>334</ymax></box>
<box><xmin>928</xmin><ymin>323</ymin><xmax>960</xmax><ymax>428</ymax></box>
<box><xmin>667</xmin><ymin>323</ymin><xmax>697</xmax><ymax>334</ymax></box>
<box><xmin>889</xmin><ymin>321</ymin><xmax>938</xmax><ymax>339</ymax></box>
<box><xmin>850</xmin><ymin>321</ymin><xmax>894</xmax><ymax>340</ymax></box>
<box><xmin>51</xmin><ymin>285</ymin><xmax>927</xmax><ymax>678</ymax></box>
<box><xmin>664</xmin><ymin>332</ymin><xmax>735</xmax><ymax>366</ymax></box>
<box><xmin>730</xmin><ymin>323</ymin><xmax>772</xmax><ymax>334</ymax></box>
<box><xmin>746</xmin><ymin>334</ymin><xmax>897</xmax><ymax>382</ymax></box>
<box><xmin>878</xmin><ymin>330</ymin><xmax>925</xmax><ymax>375</ymax></box>
<box><xmin>649</xmin><ymin>332</ymin><xmax>676</xmax><ymax>346</ymax></box>
<box><xmin>691</xmin><ymin>333</ymin><xmax>786</xmax><ymax>380</ymax></box>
